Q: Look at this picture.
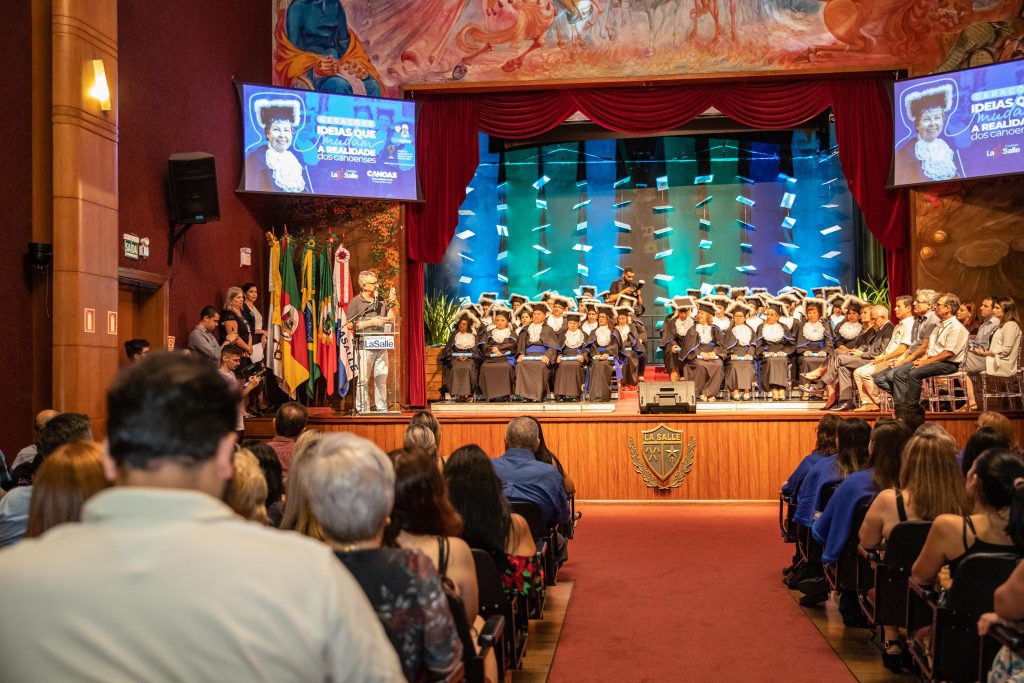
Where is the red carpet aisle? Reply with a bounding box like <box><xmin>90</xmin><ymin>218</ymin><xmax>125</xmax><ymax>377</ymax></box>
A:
<box><xmin>548</xmin><ymin>504</ymin><xmax>854</xmax><ymax>682</ymax></box>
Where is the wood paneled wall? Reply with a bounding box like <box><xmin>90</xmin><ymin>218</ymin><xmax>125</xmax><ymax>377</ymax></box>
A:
<box><xmin>268</xmin><ymin>412</ymin><xmax>1024</xmax><ymax>501</ymax></box>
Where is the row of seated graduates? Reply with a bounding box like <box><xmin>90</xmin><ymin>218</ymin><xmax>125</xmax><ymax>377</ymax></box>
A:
<box><xmin>396</xmin><ymin>412</ymin><xmax>577</xmax><ymax>681</ymax></box>
<box><xmin>779</xmin><ymin>408</ymin><xmax>1024</xmax><ymax>680</ymax></box>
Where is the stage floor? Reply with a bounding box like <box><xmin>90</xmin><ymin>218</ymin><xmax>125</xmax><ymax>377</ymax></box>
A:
<box><xmin>429</xmin><ymin>398</ymin><xmax>826</xmax><ymax>414</ymax></box>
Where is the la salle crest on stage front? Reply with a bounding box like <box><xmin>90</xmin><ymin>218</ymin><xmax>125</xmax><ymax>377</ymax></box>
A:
<box><xmin>628</xmin><ymin>424</ymin><xmax>696</xmax><ymax>490</ymax></box>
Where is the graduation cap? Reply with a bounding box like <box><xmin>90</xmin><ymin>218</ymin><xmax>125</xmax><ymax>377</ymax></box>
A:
<box><xmin>530</xmin><ymin>301</ymin><xmax>551</xmax><ymax>314</ymax></box>
<box><xmin>726</xmin><ymin>301</ymin><xmax>754</xmax><ymax>317</ymax></box>
<box><xmin>672</xmin><ymin>296</ymin><xmax>696</xmax><ymax>311</ymax></box>
<box><xmin>790</xmin><ymin>287</ymin><xmax>808</xmax><ymax>300</ymax></box>
<box><xmin>827</xmin><ymin>292</ymin><xmax>846</xmax><ymax>309</ymax></box>
<box><xmin>713</xmin><ymin>283</ymin><xmax>730</xmax><ymax>295</ymax></box>
<box><xmin>490</xmin><ymin>304</ymin><xmax>512</xmax><ymax>320</ymax></box>
<box><xmin>564</xmin><ymin>311</ymin><xmax>583</xmax><ymax>324</ymax></box>
<box><xmin>729</xmin><ymin>286</ymin><xmax>749</xmax><ymax>299</ymax></box>
<box><xmin>254</xmin><ymin>98</ymin><xmax>302</xmax><ymax>128</ymax></box>
<box><xmin>595</xmin><ymin>303</ymin><xmax>615</xmax><ymax>319</ymax></box>
<box><xmin>551</xmin><ymin>295</ymin><xmax>573</xmax><ymax>311</ymax></box>
<box><xmin>614</xmin><ymin>305</ymin><xmax>633</xmax><ymax>318</ymax></box>
<box><xmin>777</xmin><ymin>292</ymin><xmax>801</xmax><ymax>306</ymax></box>
<box><xmin>842</xmin><ymin>295</ymin><xmax>869</xmax><ymax>313</ymax></box>
<box><xmin>812</xmin><ymin>286</ymin><xmax>844</xmax><ymax>300</ymax></box>
<box><xmin>580</xmin><ymin>298</ymin><xmax>600</xmax><ymax>312</ymax></box>
<box><xmin>478</xmin><ymin>292</ymin><xmax>498</xmax><ymax>304</ymax></box>
<box><xmin>803</xmin><ymin>297</ymin><xmax>826</xmax><ymax>315</ymax></box>
<box><xmin>709</xmin><ymin>294</ymin><xmax>731</xmax><ymax>309</ymax></box>
<box><xmin>580</xmin><ymin>285</ymin><xmax>597</xmax><ymax>297</ymax></box>
<box><xmin>750</xmin><ymin>287</ymin><xmax>770</xmax><ymax>296</ymax></box>
<box><xmin>618</xmin><ymin>294</ymin><xmax>638</xmax><ymax>309</ymax></box>
<box><xmin>905</xmin><ymin>84</ymin><xmax>954</xmax><ymax>122</ymax></box>
<box><xmin>597</xmin><ymin>290</ymin><xmax>611</xmax><ymax>302</ymax></box>
<box><xmin>541</xmin><ymin>290</ymin><xmax>558</xmax><ymax>301</ymax></box>
<box><xmin>766</xmin><ymin>298</ymin><xmax>786</xmax><ymax>316</ymax></box>
<box><xmin>470</xmin><ymin>303</ymin><xmax>485</xmax><ymax>317</ymax></box>
<box><xmin>509</xmin><ymin>293</ymin><xmax>529</xmax><ymax>309</ymax></box>
<box><xmin>518</xmin><ymin>304</ymin><xmax>535</xmax><ymax>317</ymax></box>
<box><xmin>695</xmin><ymin>299</ymin><xmax>717</xmax><ymax>317</ymax></box>
<box><xmin>686</xmin><ymin>288</ymin><xmax>702</xmax><ymax>298</ymax></box>
<box><xmin>454</xmin><ymin>308</ymin><xmax>480</xmax><ymax>331</ymax></box>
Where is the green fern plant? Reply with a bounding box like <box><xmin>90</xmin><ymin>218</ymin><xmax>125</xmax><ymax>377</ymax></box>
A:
<box><xmin>424</xmin><ymin>290</ymin><xmax>461</xmax><ymax>346</ymax></box>
<box><xmin>856</xmin><ymin>275</ymin><xmax>890</xmax><ymax>308</ymax></box>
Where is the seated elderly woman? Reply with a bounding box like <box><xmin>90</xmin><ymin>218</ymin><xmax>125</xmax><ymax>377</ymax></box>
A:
<box><xmin>300</xmin><ymin>433</ymin><xmax>462</xmax><ymax>682</ymax></box>
<box><xmin>859</xmin><ymin>429</ymin><xmax>969</xmax><ymax>671</ymax></box>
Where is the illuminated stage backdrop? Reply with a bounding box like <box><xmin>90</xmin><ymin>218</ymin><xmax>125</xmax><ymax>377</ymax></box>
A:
<box><xmin>433</xmin><ymin>130</ymin><xmax>858</xmax><ymax>306</ymax></box>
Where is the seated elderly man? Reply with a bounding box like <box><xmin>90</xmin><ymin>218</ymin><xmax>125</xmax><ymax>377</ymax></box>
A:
<box><xmin>886</xmin><ymin>292</ymin><xmax>969</xmax><ymax>408</ymax></box>
<box><xmin>301</xmin><ymin>432</ymin><xmax>463</xmax><ymax>682</ymax></box>
<box><xmin>0</xmin><ymin>353</ymin><xmax>401</xmax><ymax>682</ymax></box>
<box><xmin>10</xmin><ymin>409</ymin><xmax>61</xmax><ymax>470</ymax></box>
<box><xmin>828</xmin><ymin>305</ymin><xmax>894</xmax><ymax>412</ymax></box>
<box><xmin>492</xmin><ymin>416</ymin><xmax>569</xmax><ymax>529</ymax></box>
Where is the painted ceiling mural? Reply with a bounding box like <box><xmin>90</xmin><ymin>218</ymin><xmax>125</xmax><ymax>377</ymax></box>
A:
<box><xmin>273</xmin><ymin>0</ymin><xmax>1023</xmax><ymax>96</ymax></box>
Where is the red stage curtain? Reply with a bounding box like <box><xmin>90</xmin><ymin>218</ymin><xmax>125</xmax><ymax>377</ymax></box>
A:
<box><xmin>404</xmin><ymin>78</ymin><xmax>908</xmax><ymax>407</ymax></box>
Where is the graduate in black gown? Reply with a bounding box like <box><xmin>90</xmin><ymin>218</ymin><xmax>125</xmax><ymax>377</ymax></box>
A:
<box><xmin>684</xmin><ymin>300</ymin><xmax>726</xmax><ymax>401</ymax></box>
<box><xmin>554</xmin><ymin>311</ymin><xmax>588</xmax><ymax>401</ymax></box>
<box><xmin>660</xmin><ymin>296</ymin><xmax>695</xmax><ymax>382</ymax></box>
<box><xmin>585</xmin><ymin>304</ymin><xmax>619</xmax><ymax>402</ymax></box>
<box><xmin>439</xmin><ymin>308</ymin><xmax>482</xmax><ymax>401</ymax></box>
<box><xmin>477</xmin><ymin>305</ymin><xmax>518</xmax><ymax>402</ymax></box>
<box><xmin>793</xmin><ymin>297</ymin><xmax>833</xmax><ymax>399</ymax></box>
<box><xmin>514</xmin><ymin>302</ymin><xmax>559</xmax><ymax>402</ymax></box>
<box><xmin>723</xmin><ymin>301</ymin><xmax>758</xmax><ymax>400</ymax></box>
<box><xmin>757</xmin><ymin>299</ymin><xmax>796</xmax><ymax>400</ymax></box>
<box><xmin>613</xmin><ymin>304</ymin><xmax>644</xmax><ymax>388</ymax></box>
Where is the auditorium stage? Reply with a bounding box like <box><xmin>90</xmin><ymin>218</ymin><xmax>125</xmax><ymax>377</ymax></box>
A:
<box><xmin>246</xmin><ymin>403</ymin><xmax>1023</xmax><ymax>502</ymax></box>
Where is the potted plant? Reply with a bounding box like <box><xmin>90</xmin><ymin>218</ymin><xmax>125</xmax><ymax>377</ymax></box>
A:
<box><xmin>423</xmin><ymin>291</ymin><xmax>461</xmax><ymax>399</ymax></box>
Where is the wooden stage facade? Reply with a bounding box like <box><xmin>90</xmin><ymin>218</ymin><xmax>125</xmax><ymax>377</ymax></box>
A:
<box><xmin>246</xmin><ymin>407</ymin><xmax>1024</xmax><ymax>502</ymax></box>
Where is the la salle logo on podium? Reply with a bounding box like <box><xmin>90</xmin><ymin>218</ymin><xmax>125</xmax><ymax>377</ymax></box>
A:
<box><xmin>628</xmin><ymin>424</ymin><xmax>695</xmax><ymax>490</ymax></box>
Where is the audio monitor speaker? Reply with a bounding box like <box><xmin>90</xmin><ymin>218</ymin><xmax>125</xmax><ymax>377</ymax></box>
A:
<box><xmin>638</xmin><ymin>381</ymin><xmax>696</xmax><ymax>414</ymax></box>
<box><xmin>168</xmin><ymin>152</ymin><xmax>220</xmax><ymax>224</ymax></box>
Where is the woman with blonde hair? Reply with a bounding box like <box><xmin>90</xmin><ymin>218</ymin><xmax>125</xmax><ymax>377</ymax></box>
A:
<box><xmin>280</xmin><ymin>430</ymin><xmax>325</xmax><ymax>540</ymax></box>
<box><xmin>976</xmin><ymin>411</ymin><xmax>1018</xmax><ymax>449</ymax></box>
<box><xmin>25</xmin><ymin>442</ymin><xmax>108</xmax><ymax>538</ymax></box>
<box><xmin>404</xmin><ymin>423</ymin><xmax>441</xmax><ymax>470</ymax></box>
<box><xmin>223</xmin><ymin>449</ymin><xmax>268</xmax><ymax>524</ymax></box>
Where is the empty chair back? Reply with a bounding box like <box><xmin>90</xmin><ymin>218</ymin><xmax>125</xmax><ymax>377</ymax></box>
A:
<box><xmin>509</xmin><ymin>499</ymin><xmax>549</xmax><ymax>539</ymax></box>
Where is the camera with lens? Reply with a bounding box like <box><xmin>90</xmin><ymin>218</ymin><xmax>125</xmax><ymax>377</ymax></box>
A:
<box><xmin>237</xmin><ymin>361</ymin><xmax>267</xmax><ymax>380</ymax></box>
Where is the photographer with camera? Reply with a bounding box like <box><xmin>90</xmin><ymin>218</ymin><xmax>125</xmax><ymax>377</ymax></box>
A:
<box><xmin>220</xmin><ymin>344</ymin><xmax>263</xmax><ymax>436</ymax></box>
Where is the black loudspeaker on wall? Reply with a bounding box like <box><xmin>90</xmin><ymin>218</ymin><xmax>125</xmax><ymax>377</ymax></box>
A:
<box><xmin>167</xmin><ymin>152</ymin><xmax>220</xmax><ymax>224</ymax></box>
<box><xmin>638</xmin><ymin>381</ymin><xmax>696</xmax><ymax>414</ymax></box>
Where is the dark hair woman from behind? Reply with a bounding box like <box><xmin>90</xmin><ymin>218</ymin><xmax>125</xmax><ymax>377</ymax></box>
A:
<box><xmin>869</xmin><ymin>420</ymin><xmax>913</xmax><ymax>492</ymax></box>
<box><xmin>243</xmin><ymin>440</ymin><xmax>285</xmax><ymax>527</ymax></box>
<box><xmin>961</xmin><ymin>427</ymin><xmax>1012</xmax><ymax>477</ymax></box>
<box><xmin>782</xmin><ymin>414</ymin><xmax>842</xmax><ymax>500</ymax></box>
<box><xmin>913</xmin><ymin>448</ymin><xmax>1024</xmax><ymax>586</ymax></box>
<box><xmin>836</xmin><ymin>418</ymin><xmax>872</xmax><ymax>478</ymax></box>
<box><xmin>445</xmin><ymin>445</ymin><xmax>540</xmax><ymax>600</ymax></box>
<box><xmin>815</xmin><ymin>413</ymin><xmax>842</xmax><ymax>455</ymax></box>
<box><xmin>522</xmin><ymin>416</ymin><xmax>575</xmax><ymax>495</ymax></box>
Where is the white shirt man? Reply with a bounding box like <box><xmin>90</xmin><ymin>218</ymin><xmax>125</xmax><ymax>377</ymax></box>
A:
<box><xmin>0</xmin><ymin>354</ymin><xmax>402</xmax><ymax>682</ymax></box>
<box><xmin>888</xmin><ymin>293</ymin><xmax>969</xmax><ymax>407</ymax></box>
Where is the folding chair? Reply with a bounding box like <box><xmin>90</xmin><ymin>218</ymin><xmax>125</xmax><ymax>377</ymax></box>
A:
<box><xmin>472</xmin><ymin>549</ymin><xmax>527</xmax><ymax>671</ymax></box>
<box><xmin>445</xmin><ymin>591</ymin><xmax>503</xmax><ymax>683</ymax></box>
<box><xmin>923</xmin><ymin>369</ymin><xmax>970</xmax><ymax>412</ymax></box>
<box><xmin>982</xmin><ymin>621</ymin><xmax>1024</xmax><ymax>683</ymax></box>
<box><xmin>857</xmin><ymin>521</ymin><xmax>932</xmax><ymax>627</ymax></box>
<box><xmin>907</xmin><ymin>553</ymin><xmax>1019</xmax><ymax>682</ymax></box>
<box><xmin>824</xmin><ymin>501</ymin><xmax>871</xmax><ymax>595</ymax></box>
<box><xmin>979</xmin><ymin>344</ymin><xmax>1024</xmax><ymax>411</ymax></box>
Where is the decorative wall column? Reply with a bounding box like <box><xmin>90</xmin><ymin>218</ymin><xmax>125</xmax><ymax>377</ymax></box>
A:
<box><xmin>51</xmin><ymin>0</ymin><xmax>119</xmax><ymax>434</ymax></box>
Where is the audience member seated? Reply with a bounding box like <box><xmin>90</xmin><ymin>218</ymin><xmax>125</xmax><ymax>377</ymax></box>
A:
<box><xmin>302</xmin><ymin>433</ymin><xmax>463</xmax><ymax>682</ymax></box>
<box><xmin>405</xmin><ymin>423</ymin><xmax>442</xmax><ymax>471</ymax></box>
<box><xmin>445</xmin><ymin>444</ymin><xmax>541</xmax><ymax>601</ymax></box>
<box><xmin>962</xmin><ymin>296</ymin><xmax>1021</xmax><ymax>411</ymax></box>
<box><xmin>491</xmin><ymin>417</ymin><xmax>570</xmax><ymax>530</ymax></box>
<box><xmin>0</xmin><ymin>353</ymin><xmax>402</xmax><ymax>681</ymax></box>
<box><xmin>978</xmin><ymin>411</ymin><xmax>1019</xmax><ymax>450</ymax></box>
<box><xmin>409</xmin><ymin>410</ymin><xmax>442</xmax><ymax>451</ymax></box>
<box><xmin>893</xmin><ymin>402</ymin><xmax>927</xmax><ymax>434</ymax></box>
<box><xmin>10</xmin><ymin>409</ymin><xmax>60</xmax><ymax>470</ymax></box>
<box><xmin>979</xmin><ymin>540</ymin><xmax>1024</xmax><ymax>680</ymax></box>
<box><xmin>24</xmin><ymin>441</ymin><xmax>108</xmax><ymax>539</ymax></box>
<box><xmin>912</xmin><ymin>448</ymin><xmax>1024</xmax><ymax>589</ymax></box>
<box><xmin>975</xmin><ymin>296</ymin><xmax>999</xmax><ymax>349</ymax></box>
<box><xmin>267</xmin><ymin>401</ymin><xmax>307</xmax><ymax>477</ymax></box>
<box><xmin>961</xmin><ymin>427</ymin><xmax>1012</xmax><ymax>477</ymax></box>
<box><xmin>243</xmin><ymin>440</ymin><xmax>285</xmax><ymax>527</ymax></box>
<box><xmin>782</xmin><ymin>414</ymin><xmax>841</xmax><ymax>502</ymax></box>
<box><xmin>279</xmin><ymin>430</ymin><xmax>325</xmax><ymax>540</ymax></box>
<box><xmin>814</xmin><ymin>420</ymin><xmax>911</xmax><ymax>564</ymax></box>
<box><xmin>0</xmin><ymin>412</ymin><xmax>93</xmax><ymax>547</ymax></box>
<box><xmin>956</xmin><ymin>300</ymin><xmax>980</xmax><ymax>334</ymax></box>
<box><xmin>222</xmin><ymin>449</ymin><xmax>268</xmax><ymax>523</ymax></box>
<box><xmin>124</xmin><ymin>337</ymin><xmax>151</xmax><ymax>363</ymax></box>
<box><xmin>859</xmin><ymin>429</ymin><xmax>969</xmax><ymax>670</ymax></box>
<box><xmin>387</xmin><ymin>448</ymin><xmax>479</xmax><ymax>630</ymax></box>
<box><xmin>524</xmin><ymin>416</ymin><xmax>576</xmax><ymax>497</ymax></box>
<box><xmin>793</xmin><ymin>418</ymin><xmax>871</xmax><ymax>605</ymax></box>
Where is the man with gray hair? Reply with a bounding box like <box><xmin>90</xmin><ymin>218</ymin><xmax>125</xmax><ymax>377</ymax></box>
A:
<box><xmin>886</xmin><ymin>292</ymin><xmax>968</xmax><ymax>408</ymax></box>
<box><xmin>873</xmin><ymin>288</ymin><xmax>941</xmax><ymax>398</ymax></box>
<box><xmin>300</xmin><ymin>433</ymin><xmax>463</xmax><ymax>681</ymax></box>
<box><xmin>830</xmin><ymin>304</ymin><xmax>894</xmax><ymax>411</ymax></box>
<box><xmin>491</xmin><ymin>417</ymin><xmax>569</xmax><ymax>528</ymax></box>
<box><xmin>347</xmin><ymin>270</ymin><xmax>396</xmax><ymax>413</ymax></box>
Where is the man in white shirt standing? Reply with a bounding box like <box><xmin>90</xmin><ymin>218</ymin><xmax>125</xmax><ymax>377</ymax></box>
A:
<box><xmin>0</xmin><ymin>353</ymin><xmax>402</xmax><ymax>683</ymax></box>
<box><xmin>888</xmin><ymin>292</ymin><xmax>969</xmax><ymax>408</ymax></box>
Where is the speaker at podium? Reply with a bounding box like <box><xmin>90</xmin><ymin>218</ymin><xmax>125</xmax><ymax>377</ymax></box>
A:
<box><xmin>638</xmin><ymin>381</ymin><xmax>696</xmax><ymax>414</ymax></box>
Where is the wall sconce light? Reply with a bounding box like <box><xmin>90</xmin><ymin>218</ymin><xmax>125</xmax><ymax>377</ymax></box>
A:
<box><xmin>89</xmin><ymin>59</ymin><xmax>111</xmax><ymax>111</ymax></box>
